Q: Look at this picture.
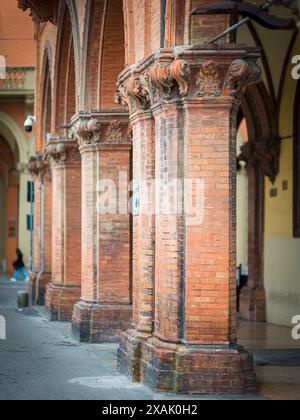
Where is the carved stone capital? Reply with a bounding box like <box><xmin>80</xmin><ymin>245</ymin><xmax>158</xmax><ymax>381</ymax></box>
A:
<box><xmin>225</xmin><ymin>59</ymin><xmax>261</xmax><ymax>99</ymax></box>
<box><xmin>27</xmin><ymin>154</ymin><xmax>49</xmax><ymax>178</ymax></box>
<box><xmin>45</xmin><ymin>139</ymin><xmax>81</xmax><ymax>165</ymax></box>
<box><xmin>71</xmin><ymin>118</ymin><xmax>102</xmax><ymax>148</ymax></box>
<box><xmin>116</xmin><ymin>46</ymin><xmax>261</xmax><ymax>114</ymax></box>
<box><xmin>170</xmin><ymin>59</ymin><xmax>191</xmax><ymax>97</ymax></box>
<box><xmin>238</xmin><ymin>136</ymin><xmax>280</xmax><ymax>184</ymax></box>
<box><xmin>116</xmin><ymin>75</ymin><xmax>150</xmax><ymax>114</ymax></box>
<box><xmin>17</xmin><ymin>0</ymin><xmax>58</xmax><ymax>24</ymax></box>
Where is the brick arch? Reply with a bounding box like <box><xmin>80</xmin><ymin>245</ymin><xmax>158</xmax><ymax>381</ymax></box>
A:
<box><xmin>123</xmin><ymin>0</ymin><xmax>135</xmax><ymax>65</ymax></box>
<box><xmin>238</xmin><ymin>81</ymin><xmax>279</xmax><ymax>322</ymax></box>
<box><xmin>40</xmin><ymin>47</ymin><xmax>52</xmax><ymax>148</ymax></box>
<box><xmin>66</xmin><ymin>0</ymin><xmax>81</xmax><ymax>84</ymax></box>
<box><xmin>82</xmin><ymin>0</ymin><xmax>126</xmax><ymax>110</ymax></box>
<box><xmin>54</xmin><ymin>4</ymin><xmax>77</xmax><ymax>136</ymax></box>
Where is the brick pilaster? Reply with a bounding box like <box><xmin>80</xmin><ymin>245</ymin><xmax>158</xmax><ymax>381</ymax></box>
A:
<box><xmin>116</xmin><ymin>46</ymin><xmax>261</xmax><ymax>394</ymax></box>
<box><xmin>118</xmin><ymin>109</ymin><xmax>155</xmax><ymax>381</ymax></box>
<box><xmin>71</xmin><ymin>113</ymin><xmax>133</xmax><ymax>343</ymax></box>
<box><xmin>27</xmin><ymin>154</ymin><xmax>52</xmax><ymax>304</ymax></box>
<box><xmin>44</xmin><ymin>139</ymin><xmax>81</xmax><ymax>321</ymax></box>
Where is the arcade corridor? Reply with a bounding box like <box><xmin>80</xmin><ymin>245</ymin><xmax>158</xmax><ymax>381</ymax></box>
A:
<box><xmin>1</xmin><ymin>0</ymin><xmax>300</xmax><ymax>399</ymax></box>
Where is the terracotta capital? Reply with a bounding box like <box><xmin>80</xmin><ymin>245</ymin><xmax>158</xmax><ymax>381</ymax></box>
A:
<box><xmin>44</xmin><ymin>139</ymin><xmax>80</xmax><ymax>165</ymax></box>
<box><xmin>71</xmin><ymin>117</ymin><xmax>102</xmax><ymax>149</ymax></box>
<box><xmin>27</xmin><ymin>154</ymin><xmax>49</xmax><ymax>178</ymax></box>
<box><xmin>17</xmin><ymin>0</ymin><xmax>58</xmax><ymax>24</ymax></box>
<box><xmin>116</xmin><ymin>46</ymin><xmax>261</xmax><ymax>114</ymax></box>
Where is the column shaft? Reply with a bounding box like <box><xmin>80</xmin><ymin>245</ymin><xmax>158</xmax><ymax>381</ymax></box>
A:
<box><xmin>118</xmin><ymin>111</ymin><xmax>155</xmax><ymax>381</ymax></box>
<box><xmin>45</xmin><ymin>139</ymin><xmax>81</xmax><ymax>321</ymax></box>
<box><xmin>72</xmin><ymin>115</ymin><xmax>133</xmax><ymax>343</ymax></box>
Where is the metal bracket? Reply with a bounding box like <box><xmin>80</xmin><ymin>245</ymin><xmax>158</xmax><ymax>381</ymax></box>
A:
<box><xmin>190</xmin><ymin>1</ymin><xmax>296</xmax><ymax>30</ymax></box>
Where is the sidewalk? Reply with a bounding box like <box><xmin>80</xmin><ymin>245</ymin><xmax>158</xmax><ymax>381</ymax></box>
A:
<box><xmin>0</xmin><ymin>276</ymin><xmax>299</xmax><ymax>400</ymax></box>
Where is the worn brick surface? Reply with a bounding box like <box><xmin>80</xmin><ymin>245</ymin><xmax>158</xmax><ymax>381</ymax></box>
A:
<box><xmin>72</xmin><ymin>115</ymin><xmax>133</xmax><ymax>343</ymax></box>
<box><xmin>45</xmin><ymin>143</ymin><xmax>81</xmax><ymax>322</ymax></box>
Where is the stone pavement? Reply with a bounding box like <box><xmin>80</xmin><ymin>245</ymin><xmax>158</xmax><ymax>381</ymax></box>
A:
<box><xmin>0</xmin><ymin>276</ymin><xmax>299</xmax><ymax>400</ymax></box>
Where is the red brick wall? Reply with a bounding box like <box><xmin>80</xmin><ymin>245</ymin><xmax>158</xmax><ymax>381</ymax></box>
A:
<box><xmin>0</xmin><ymin>0</ymin><xmax>35</xmax><ymax>67</ymax></box>
<box><xmin>184</xmin><ymin>103</ymin><xmax>237</xmax><ymax>345</ymax></box>
<box><xmin>44</xmin><ymin>174</ymin><xmax>52</xmax><ymax>274</ymax></box>
<box><xmin>131</xmin><ymin>113</ymin><xmax>155</xmax><ymax>333</ymax></box>
<box><xmin>101</xmin><ymin>0</ymin><xmax>126</xmax><ymax>109</ymax></box>
<box><xmin>33</xmin><ymin>178</ymin><xmax>41</xmax><ymax>274</ymax></box>
<box><xmin>80</xmin><ymin>145</ymin><xmax>98</xmax><ymax>303</ymax></box>
<box><xmin>98</xmin><ymin>145</ymin><xmax>131</xmax><ymax>304</ymax></box>
<box><xmin>51</xmin><ymin>159</ymin><xmax>81</xmax><ymax>287</ymax></box>
<box><xmin>64</xmin><ymin>162</ymin><xmax>81</xmax><ymax>287</ymax></box>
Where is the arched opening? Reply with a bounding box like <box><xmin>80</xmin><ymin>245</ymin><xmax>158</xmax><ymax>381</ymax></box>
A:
<box><xmin>83</xmin><ymin>0</ymin><xmax>125</xmax><ymax>110</ymax></box>
<box><xmin>236</xmin><ymin>82</ymin><xmax>279</xmax><ymax>322</ymax></box>
<box><xmin>41</xmin><ymin>52</ymin><xmax>52</xmax><ymax>143</ymax></box>
<box><xmin>0</xmin><ymin>135</ymin><xmax>18</xmax><ymax>274</ymax></box>
<box><xmin>32</xmin><ymin>48</ymin><xmax>53</xmax><ymax>305</ymax></box>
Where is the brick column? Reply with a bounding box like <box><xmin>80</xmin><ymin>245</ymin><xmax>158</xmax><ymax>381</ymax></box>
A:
<box><xmin>27</xmin><ymin>154</ymin><xmax>51</xmax><ymax>304</ymax></box>
<box><xmin>45</xmin><ymin>139</ymin><xmax>81</xmax><ymax>321</ymax></box>
<box><xmin>72</xmin><ymin>114</ymin><xmax>132</xmax><ymax>343</ymax></box>
<box><xmin>116</xmin><ymin>46</ymin><xmax>261</xmax><ymax>394</ymax></box>
<box><xmin>117</xmin><ymin>108</ymin><xmax>155</xmax><ymax>381</ymax></box>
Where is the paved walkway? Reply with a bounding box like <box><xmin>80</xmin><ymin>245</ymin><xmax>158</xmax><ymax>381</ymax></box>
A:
<box><xmin>0</xmin><ymin>275</ymin><xmax>299</xmax><ymax>400</ymax></box>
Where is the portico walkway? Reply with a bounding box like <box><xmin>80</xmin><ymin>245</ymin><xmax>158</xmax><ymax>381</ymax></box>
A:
<box><xmin>0</xmin><ymin>276</ymin><xmax>299</xmax><ymax>400</ymax></box>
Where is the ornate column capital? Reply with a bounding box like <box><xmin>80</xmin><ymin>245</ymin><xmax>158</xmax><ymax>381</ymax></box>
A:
<box><xmin>17</xmin><ymin>0</ymin><xmax>58</xmax><ymax>24</ymax></box>
<box><xmin>71</xmin><ymin>117</ymin><xmax>102</xmax><ymax>150</ymax></box>
<box><xmin>44</xmin><ymin>138</ymin><xmax>80</xmax><ymax>165</ymax></box>
<box><xmin>27</xmin><ymin>154</ymin><xmax>49</xmax><ymax>179</ymax></box>
<box><xmin>116</xmin><ymin>46</ymin><xmax>261</xmax><ymax>114</ymax></box>
<box><xmin>70</xmin><ymin>113</ymin><xmax>132</xmax><ymax>149</ymax></box>
<box><xmin>238</xmin><ymin>136</ymin><xmax>280</xmax><ymax>184</ymax></box>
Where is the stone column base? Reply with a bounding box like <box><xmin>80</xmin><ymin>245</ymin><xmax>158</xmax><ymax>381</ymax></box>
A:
<box><xmin>118</xmin><ymin>329</ymin><xmax>151</xmax><ymax>382</ymax></box>
<box><xmin>45</xmin><ymin>283</ymin><xmax>81</xmax><ymax>322</ymax></box>
<box><xmin>239</xmin><ymin>286</ymin><xmax>266</xmax><ymax>322</ymax></box>
<box><xmin>140</xmin><ymin>338</ymin><xmax>256</xmax><ymax>395</ymax></box>
<box><xmin>72</xmin><ymin>301</ymin><xmax>132</xmax><ymax>343</ymax></box>
<box><xmin>30</xmin><ymin>272</ymin><xmax>52</xmax><ymax>306</ymax></box>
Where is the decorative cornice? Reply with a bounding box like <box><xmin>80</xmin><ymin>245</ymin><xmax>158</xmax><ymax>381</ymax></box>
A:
<box><xmin>27</xmin><ymin>154</ymin><xmax>49</xmax><ymax>178</ymax></box>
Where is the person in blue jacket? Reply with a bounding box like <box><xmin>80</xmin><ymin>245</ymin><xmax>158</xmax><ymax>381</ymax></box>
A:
<box><xmin>10</xmin><ymin>249</ymin><xmax>29</xmax><ymax>283</ymax></box>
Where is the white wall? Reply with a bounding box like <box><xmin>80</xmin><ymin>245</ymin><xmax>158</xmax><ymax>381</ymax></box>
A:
<box><xmin>265</xmin><ymin>236</ymin><xmax>300</xmax><ymax>326</ymax></box>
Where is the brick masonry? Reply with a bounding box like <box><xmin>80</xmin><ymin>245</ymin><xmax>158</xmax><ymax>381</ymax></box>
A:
<box><xmin>27</xmin><ymin>156</ymin><xmax>52</xmax><ymax>305</ymax></box>
<box><xmin>118</xmin><ymin>110</ymin><xmax>155</xmax><ymax>381</ymax></box>
<box><xmin>45</xmin><ymin>139</ymin><xmax>81</xmax><ymax>321</ymax></box>
<box><xmin>71</xmin><ymin>114</ymin><xmax>133</xmax><ymax>342</ymax></box>
<box><xmin>116</xmin><ymin>45</ymin><xmax>261</xmax><ymax>393</ymax></box>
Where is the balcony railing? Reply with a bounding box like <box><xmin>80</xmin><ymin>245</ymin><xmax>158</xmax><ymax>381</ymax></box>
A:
<box><xmin>0</xmin><ymin>67</ymin><xmax>35</xmax><ymax>95</ymax></box>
